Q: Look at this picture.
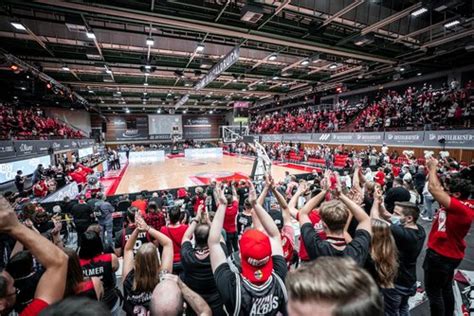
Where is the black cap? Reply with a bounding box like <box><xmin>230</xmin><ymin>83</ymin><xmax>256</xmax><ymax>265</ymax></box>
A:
<box><xmin>268</xmin><ymin>209</ymin><xmax>283</xmax><ymax>231</ymax></box>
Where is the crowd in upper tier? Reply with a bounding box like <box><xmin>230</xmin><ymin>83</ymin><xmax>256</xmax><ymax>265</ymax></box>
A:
<box><xmin>0</xmin><ymin>105</ymin><xmax>85</xmax><ymax>140</ymax></box>
<box><xmin>250</xmin><ymin>80</ymin><xmax>473</xmax><ymax>134</ymax></box>
<box><xmin>1</xmin><ymin>143</ymin><xmax>473</xmax><ymax>316</ymax></box>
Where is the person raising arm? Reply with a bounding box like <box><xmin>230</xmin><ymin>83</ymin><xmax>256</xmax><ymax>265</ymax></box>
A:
<box><xmin>0</xmin><ymin>197</ymin><xmax>68</xmax><ymax>316</ymax></box>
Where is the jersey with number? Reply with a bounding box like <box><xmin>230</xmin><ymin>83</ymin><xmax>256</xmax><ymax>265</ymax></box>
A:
<box><xmin>230</xmin><ymin>273</ymin><xmax>287</xmax><ymax>316</ymax></box>
<box><xmin>115</xmin><ymin>226</ymin><xmax>152</xmax><ymax>255</ymax></box>
<box><xmin>123</xmin><ymin>269</ymin><xmax>153</xmax><ymax>316</ymax></box>
<box><xmin>79</xmin><ymin>253</ymin><xmax>118</xmax><ymax>308</ymax></box>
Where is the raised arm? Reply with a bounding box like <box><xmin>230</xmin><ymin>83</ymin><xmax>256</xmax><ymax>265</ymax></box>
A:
<box><xmin>208</xmin><ymin>185</ymin><xmax>227</xmax><ymax>272</ymax></box>
<box><xmin>427</xmin><ymin>158</ymin><xmax>451</xmax><ymax>208</ymax></box>
<box><xmin>287</xmin><ymin>181</ymin><xmax>307</xmax><ymax>219</ymax></box>
<box><xmin>182</xmin><ymin>204</ymin><xmax>203</xmax><ymax>244</ymax></box>
<box><xmin>178</xmin><ymin>277</ymin><xmax>212</xmax><ymax>316</ymax></box>
<box><xmin>370</xmin><ymin>187</ymin><xmax>391</xmax><ymax>223</ymax></box>
<box><xmin>257</xmin><ymin>180</ymin><xmax>270</xmax><ymax>206</ymax></box>
<box><xmin>136</xmin><ymin>215</ymin><xmax>173</xmax><ymax>273</ymax></box>
<box><xmin>352</xmin><ymin>162</ymin><xmax>363</xmax><ymax>193</ymax></box>
<box><xmin>336</xmin><ymin>175</ymin><xmax>371</xmax><ymax>235</ymax></box>
<box><xmin>0</xmin><ymin>197</ymin><xmax>68</xmax><ymax>306</ymax></box>
<box><xmin>299</xmin><ymin>172</ymin><xmax>330</xmax><ymax>226</ymax></box>
<box><xmin>248</xmin><ymin>181</ymin><xmax>283</xmax><ymax>256</ymax></box>
<box><xmin>271</xmin><ymin>182</ymin><xmax>292</xmax><ymax>225</ymax></box>
<box><xmin>122</xmin><ymin>227</ymin><xmax>139</xmax><ymax>283</ymax></box>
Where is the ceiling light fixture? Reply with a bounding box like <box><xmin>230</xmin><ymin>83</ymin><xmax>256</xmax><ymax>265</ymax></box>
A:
<box><xmin>125</xmin><ymin>108</ymin><xmax>130</xmax><ymax>114</ymax></box>
<box><xmin>444</xmin><ymin>20</ymin><xmax>460</xmax><ymax>28</ymax></box>
<box><xmin>417</xmin><ymin>72</ymin><xmax>422</xmax><ymax>76</ymax></box>
<box><xmin>209</xmin><ymin>110</ymin><xmax>213</xmax><ymax>114</ymax></box>
<box><xmin>11</xmin><ymin>22</ymin><xmax>26</xmax><ymax>31</ymax></box>
<box><xmin>62</xmin><ymin>65</ymin><xmax>70</xmax><ymax>71</ymax></box>
<box><xmin>411</xmin><ymin>7</ymin><xmax>428</xmax><ymax>17</ymax></box>
<box><xmin>146</xmin><ymin>37</ymin><xmax>155</xmax><ymax>46</ymax></box>
<box><xmin>268</xmin><ymin>53</ymin><xmax>278</xmax><ymax>61</ymax></box>
<box><xmin>157</xmin><ymin>109</ymin><xmax>161</xmax><ymax>113</ymax></box>
<box><xmin>329</xmin><ymin>63</ymin><xmax>338</xmax><ymax>69</ymax></box>
<box><xmin>86</xmin><ymin>32</ymin><xmax>96</xmax><ymax>39</ymax></box>
<box><xmin>144</xmin><ymin>82</ymin><xmax>149</xmax><ymax>86</ymax></box>
<box><xmin>300</xmin><ymin>59</ymin><xmax>310</xmax><ymax>66</ymax></box>
<box><xmin>196</xmin><ymin>44</ymin><xmax>205</xmax><ymax>52</ymax></box>
<box><xmin>272</xmin><ymin>76</ymin><xmax>279</xmax><ymax>80</ymax></box>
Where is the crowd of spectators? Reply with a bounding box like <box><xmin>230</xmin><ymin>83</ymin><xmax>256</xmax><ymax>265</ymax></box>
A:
<box><xmin>352</xmin><ymin>83</ymin><xmax>473</xmax><ymax>131</ymax></box>
<box><xmin>0</xmin><ymin>143</ymin><xmax>472</xmax><ymax>316</ymax></box>
<box><xmin>0</xmin><ymin>105</ymin><xmax>85</xmax><ymax>140</ymax></box>
<box><xmin>249</xmin><ymin>80</ymin><xmax>473</xmax><ymax>134</ymax></box>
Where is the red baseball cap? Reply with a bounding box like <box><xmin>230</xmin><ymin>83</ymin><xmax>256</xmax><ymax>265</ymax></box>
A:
<box><xmin>239</xmin><ymin>229</ymin><xmax>273</xmax><ymax>284</ymax></box>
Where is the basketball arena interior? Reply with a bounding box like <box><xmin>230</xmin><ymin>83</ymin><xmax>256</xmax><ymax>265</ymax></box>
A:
<box><xmin>0</xmin><ymin>1</ymin><xmax>473</xmax><ymax>315</ymax></box>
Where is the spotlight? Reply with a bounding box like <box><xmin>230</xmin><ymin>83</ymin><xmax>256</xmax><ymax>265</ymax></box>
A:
<box><xmin>10</xmin><ymin>22</ymin><xmax>26</xmax><ymax>31</ymax></box>
<box><xmin>10</xmin><ymin>64</ymin><xmax>19</xmax><ymax>71</ymax></box>
<box><xmin>157</xmin><ymin>109</ymin><xmax>161</xmax><ymax>113</ymax></box>
<box><xmin>46</xmin><ymin>82</ymin><xmax>52</xmax><ymax>89</ymax></box>
<box><xmin>62</xmin><ymin>65</ymin><xmax>70</xmax><ymax>71</ymax></box>
<box><xmin>272</xmin><ymin>76</ymin><xmax>279</xmax><ymax>80</ymax></box>
<box><xmin>86</xmin><ymin>32</ymin><xmax>96</xmax><ymax>39</ymax></box>
<box><xmin>146</xmin><ymin>37</ymin><xmax>155</xmax><ymax>46</ymax></box>
<box><xmin>196</xmin><ymin>44</ymin><xmax>205</xmax><ymax>52</ymax></box>
<box><xmin>411</xmin><ymin>7</ymin><xmax>428</xmax><ymax>17</ymax></box>
<box><xmin>209</xmin><ymin>110</ymin><xmax>213</xmax><ymax>114</ymax></box>
<box><xmin>300</xmin><ymin>59</ymin><xmax>310</xmax><ymax>66</ymax></box>
<box><xmin>144</xmin><ymin>65</ymin><xmax>151</xmax><ymax>70</ymax></box>
<box><xmin>88</xmin><ymin>90</ymin><xmax>94</xmax><ymax>93</ymax></box>
<box><xmin>125</xmin><ymin>108</ymin><xmax>130</xmax><ymax>114</ymax></box>
<box><xmin>444</xmin><ymin>20</ymin><xmax>460</xmax><ymax>28</ymax></box>
<box><xmin>268</xmin><ymin>53</ymin><xmax>278</xmax><ymax>61</ymax></box>
<box><xmin>417</xmin><ymin>72</ymin><xmax>422</xmax><ymax>76</ymax></box>
<box><xmin>329</xmin><ymin>64</ymin><xmax>338</xmax><ymax>69</ymax></box>
<box><xmin>144</xmin><ymin>82</ymin><xmax>149</xmax><ymax>86</ymax></box>
<box><xmin>183</xmin><ymin>109</ymin><xmax>187</xmax><ymax>114</ymax></box>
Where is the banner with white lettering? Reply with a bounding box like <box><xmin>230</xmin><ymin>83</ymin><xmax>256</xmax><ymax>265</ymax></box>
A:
<box><xmin>0</xmin><ymin>141</ymin><xmax>16</xmax><ymax>159</ymax></box>
<box><xmin>261</xmin><ymin>134</ymin><xmax>282</xmax><ymax>142</ymax></box>
<box><xmin>282</xmin><ymin>133</ymin><xmax>312</xmax><ymax>142</ymax></box>
<box><xmin>384</xmin><ymin>131</ymin><xmax>424</xmax><ymax>146</ymax></box>
<box><xmin>354</xmin><ymin>132</ymin><xmax>384</xmax><ymax>145</ymax></box>
<box><xmin>424</xmin><ymin>129</ymin><xmax>474</xmax><ymax>148</ymax></box>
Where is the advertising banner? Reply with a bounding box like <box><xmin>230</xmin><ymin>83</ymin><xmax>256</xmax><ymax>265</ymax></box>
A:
<box><xmin>129</xmin><ymin>150</ymin><xmax>166</xmax><ymax>164</ymax></box>
<box><xmin>261</xmin><ymin>134</ymin><xmax>282</xmax><ymax>142</ymax></box>
<box><xmin>283</xmin><ymin>133</ymin><xmax>312</xmax><ymax>142</ymax></box>
<box><xmin>185</xmin><ymin>148</ymin><xmax>223</xmax><ymax>159</ymax></box>
<box><xmin>424</xmin><ymin>129</ymin><xmax>474</xmax><ymax>149</ymax></box>
<box><xmin>0</xmin><ymin>155</ymin><xmax>51</xmax><ymax>183</ymax></box>
<box><xmin>353</xmin><ymin>132</ymin><xmax>385</xmax><ymax>145</ymax></box>
<box><xmin>0</xmin><ymin>141</ymin><xmax>16</xmax><ymax>159</ymax></box>
<box><xmin>384</xmin><ymin>131</ymin><xmax>424</xmax><ymax>146</ymax></box>
<box><xmin>14</xmin><ymin>140</ymin><xmax>38</xmax><ymax>156</ymax></box>
<box><xmin>41</xmin><ymin>182</ymin><xmax>79</xmax><ymax>203</ymax></box>
<box><xmin>183</xmin><ymin>115</ymin><xmax>222</xmax><ymax>139</ymax></box>
<box><xmin>108</xmin><ymin>115</ymin><xmax>149</xmax><ymax>141</ymax></box>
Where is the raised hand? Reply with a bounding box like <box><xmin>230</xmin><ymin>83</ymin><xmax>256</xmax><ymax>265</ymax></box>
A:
<box><xmin>426</xmin><ymin>157</ymin><xmax>439</xmax><ymax>172</ymax></box>
<box><xmin>215</xmin><ymin>183</ymin><xmax>227</xmax><ymax>205</ymax></box>
<box><xmin>135</xmin><ymin>213</ymin><xmax>149</xmax><ymax>232</ymax></box>
<box><xmin>0</xmin><ymin>196</ymin><xmax>20</xmax><ymax>233</ymax></box>
<box><xmin>297</xmin><ymin>181</ymin><xmax>308</xmax><ymax>193</ymax></box>
<box><xmin>247</xmin><ymin>180</ymin><xmax>257</xmax><ymax>205</ymax></box>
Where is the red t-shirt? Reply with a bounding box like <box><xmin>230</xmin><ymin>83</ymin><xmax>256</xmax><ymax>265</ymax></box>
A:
<box><xmin>20</xmin><ymin>298</ymin><xmax>49</xmax><ymax>316</ymax></box>
<box><xmin>131</xmin><ymin>200</ymin><xmax>148</xmax><ymax>216</ymax></box>
<box><xmin>374</xmin><ymin>171</ymin><xmax>385</xmax><ymax>186</ymax></box>
<box><xmin>160</xmin><ymin>224</ymin><xmax>188</xmax><ymax>263</ymax></box>
<box><xmin>427</xmin><ymin>197</ymin><xmax>474</xmax><ymax>260</ymax></box>
<box><xmin>223</xmin><ymin>201</ymin><xmax>238</xmax><ymax>233</ymax></box>
<box><xmin>297</xmin><ymin>210</ymin><xmax>327</xmax><ymax>261</ymax></box>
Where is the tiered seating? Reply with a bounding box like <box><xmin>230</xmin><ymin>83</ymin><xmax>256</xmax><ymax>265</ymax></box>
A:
<box><xmin>0</xmin><ymin>105</ymin><xmax>85</xmax><ymax>139</ymax></box>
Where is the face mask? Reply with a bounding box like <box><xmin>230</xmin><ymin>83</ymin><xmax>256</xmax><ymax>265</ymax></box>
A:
<box><xmin>390</xmin><ymin>215</ymin><xmax>401</xmax><ymax>225</ymax></box>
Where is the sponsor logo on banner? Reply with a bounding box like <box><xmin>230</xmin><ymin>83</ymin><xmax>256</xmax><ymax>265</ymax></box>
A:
<box><xmin>384</xmin><ymin>132</ymin><xmax>423</xmax><ymax>145</ymax></box>
<box><xmin>424</xmin><ymin>130</ymin><xmax>474</xmax><ymax>148</ymax></box>
<box><xmin>319</xmin><ymin>134</ymin><xmax>331</xmax><ymax>141</ymax></box>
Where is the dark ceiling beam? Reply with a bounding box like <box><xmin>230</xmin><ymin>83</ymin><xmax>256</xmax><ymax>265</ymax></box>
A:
<box><xmin>393</xmin><ymin>17</ymin><xmax>459</xmax><ymax>43</ymax></box>
<box><xmin>361</xmin><ymin>2</ymin><xmax>422</xmax><ymax>35</ymax></box>
<box><xmin>321</xmin><ymin>0</ymin><xmax>365</xmax><ymax>27</ymax></box>
<box><xmin>33</xmin><ymin>0</ymin><xmax>396</xmax><ymax>64</ymax></box>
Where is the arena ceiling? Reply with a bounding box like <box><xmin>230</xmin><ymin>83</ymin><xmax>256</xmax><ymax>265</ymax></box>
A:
<box><xmin>0</xmin><ymin>0</ymin><xmax>472</xmax><ymax>115</ymax></box>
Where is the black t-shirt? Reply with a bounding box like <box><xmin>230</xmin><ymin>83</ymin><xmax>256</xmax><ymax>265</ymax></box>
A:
<box><xmin>54</xmin><ymin>172</ymin><xmax>66</xmax><ymax>188</ymax></box>
<box><xmin>390</xmin><ymin>224</ymin><xmax>426</xmax><ymax>287</ymax></box>
<box><xmin>214</xmin><ymin>255</ymin><xmax>288</xmax><ymax>316</ymax></box>
<box><xmin>301</xmin><ymin>222</ymin><xmax>371</xmax><ymax>266</ymax></box>
<box><xmin>114</xmin><ymin>226</ymin><xmax>151</xmax><ymax>254</ymax></box>
<box><xmin>236</xmin><ymin>213</ymin><xmax>252</xmax><ymax>237</ymax></box>
<box><xmin>181</xmin><ymin>242</ymin><xmax>226</xmax><ymax>315</ymax></box>
<box><xmin>384</xmin><ymin>187</ymin><xmax>411</xmax><ymax>213</ymax></box>
<box><xmin>237</xmin><ymin>187</ymin><xmax>249</xmax><ymax>207</ymax></box>
<box><xmin>71</xmin><ymin>203</ymin><xmax>93</xmax><ymax>226</ymax></box>
<box><xmin>123</xmin><ymin>269</ymin><xmax>153</xmax><ymax>316</ymax></box>
<box><xmin>15</xmin><ymin>175</ymin><xmax>24</xmax><ymax>191</ymax></box>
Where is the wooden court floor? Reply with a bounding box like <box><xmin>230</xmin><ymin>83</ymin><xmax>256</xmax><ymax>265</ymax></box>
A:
<box><xmin>115</xmin><ymin>155</ymin><xmax>306</xmax><ymax>194</ymax></box>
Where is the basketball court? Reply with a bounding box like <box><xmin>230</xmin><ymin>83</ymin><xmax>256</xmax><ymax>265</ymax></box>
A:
<box><xmin>114</xmin><ymin>154</ymin><xmax>308</xmax><ymax>194</ymax></box>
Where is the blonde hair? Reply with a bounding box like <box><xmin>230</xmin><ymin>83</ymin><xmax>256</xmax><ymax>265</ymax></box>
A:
<box><xmin>134</xmin><ymin>243</ymin><xmax>161</xmax><ymax>292</ymax></box>
<box><xmin>319</xmin><ymin>200</ymin><xmax>349</xmax><ymax>233</ymax></box>
<box><xmin>370</xmin><ymin>219</ymin><xmax>399</xmax><ymax>288</ymax></box>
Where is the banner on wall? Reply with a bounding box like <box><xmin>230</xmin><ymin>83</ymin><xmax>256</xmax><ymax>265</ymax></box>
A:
<box><xmin>384</xmin><ymin>131</ymin><xmax>424</xmax><ymax>146</ymax></box>
<box><xmin>182</xmin><ymin>115</ymin><xmax>222</xmax><ymax>139</ymax></box>
<box><xmin>0</xmin><ymin>139</ymin><xmax>95</xmax><ymax>162</ymax></box>
<box><xmin>109</xmin><ymin>116</ymin><xmax>149</xmax><ymax>141</ymax></box>
<box><xmin>256</xmin><ymin>130</ymin><xmax>474</xmax><ymax>148</ymax></box>
<box><xmin>424</xmin><ymin>130</ymin><xmax>474</xmax><ymax>149</ymax></box>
